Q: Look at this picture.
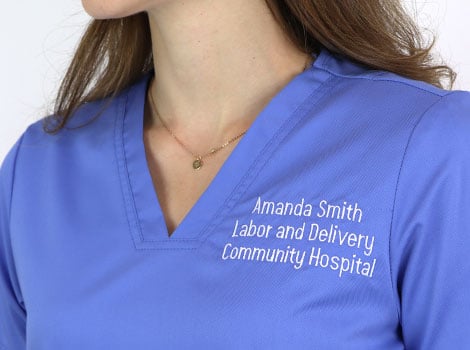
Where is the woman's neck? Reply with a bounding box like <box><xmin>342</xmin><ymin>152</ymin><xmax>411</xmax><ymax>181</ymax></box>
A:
<box><xmin>146</xmin><ymin>0</ymin><xmax>313</xmax><ymax>140</ymax></box>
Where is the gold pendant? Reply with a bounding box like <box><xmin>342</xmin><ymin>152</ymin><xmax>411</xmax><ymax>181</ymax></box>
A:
<box><xmin>192</xmin><ymin>157</ymin><xmax>203</xmax><ymax>170</ymax></box>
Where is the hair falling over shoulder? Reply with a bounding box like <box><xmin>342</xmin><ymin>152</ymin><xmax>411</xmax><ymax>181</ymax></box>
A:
<box><xmin>44</xmin><ymin>0</ymin><xmax>457</xmax><ymax>134</ymax></box>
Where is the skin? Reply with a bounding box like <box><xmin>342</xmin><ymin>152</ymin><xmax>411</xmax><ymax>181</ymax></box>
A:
<box><xmin>82</xmin><ymin>0</ymin><xmax>314</xmax><ymax>235</ymax></box>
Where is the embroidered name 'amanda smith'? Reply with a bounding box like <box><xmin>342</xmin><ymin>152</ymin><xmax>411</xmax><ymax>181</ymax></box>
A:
<box><xmin>251</xmin><ymin>196</ymin><xmax>363</xmax><ymax>223</ymax></box>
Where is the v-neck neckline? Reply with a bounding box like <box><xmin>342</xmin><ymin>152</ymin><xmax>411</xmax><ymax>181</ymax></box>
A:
<box><xmin>115</xmin><ymin>48</ymin><xmax>336</xmax><ymax>250</ymax></box>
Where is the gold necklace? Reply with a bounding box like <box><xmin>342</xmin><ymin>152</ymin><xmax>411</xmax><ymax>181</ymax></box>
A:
<box><xmin>148</xmin><ymin>90</ymin><xmax>247</xmax><ymax>170</ymax></box>
<box><xmin>147</xmin><ymin>54</ymin><xmax>313</xmax><ymax>170</ymax></box>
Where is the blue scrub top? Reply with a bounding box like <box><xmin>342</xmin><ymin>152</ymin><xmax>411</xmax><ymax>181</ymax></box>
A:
<box><xmin>1</xmin><ymin>48</ymin><xmax>470</xmax><ymax>349</ymax></box>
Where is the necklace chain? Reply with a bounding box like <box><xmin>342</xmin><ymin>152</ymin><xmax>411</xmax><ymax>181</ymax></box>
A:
<box><xmin>147</xmin><ymin>54</ymin><xmax>313</xmax><ymax>170</ymax></box>
<box><xmin>148</xmin><ymin>90</ymin><xmax>247</xmax><ymax>170</ymax></box>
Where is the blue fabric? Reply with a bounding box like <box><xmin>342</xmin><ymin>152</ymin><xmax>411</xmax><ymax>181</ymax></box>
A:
<box><xmin>1</xmin><ymin>48</ymin><xmax>470</xmax><ymax>349</ymax></box>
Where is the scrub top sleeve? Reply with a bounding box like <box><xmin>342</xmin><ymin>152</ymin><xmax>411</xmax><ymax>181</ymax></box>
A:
<box><xmin>390</xmin><ymin>91</ymin><xmax>470</xmax><ymax>349</ymax></box>
<box><xmin>0</xmin><ymin>133</ymin><xmax>27</xmax><ymax>349</ymax></box>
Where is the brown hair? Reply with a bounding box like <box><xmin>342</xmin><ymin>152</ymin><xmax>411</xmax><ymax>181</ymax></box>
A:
<box><xmin>44</xmin><ymin>0</ymin><xmax>456</xmax><ymax>134</ymax></box>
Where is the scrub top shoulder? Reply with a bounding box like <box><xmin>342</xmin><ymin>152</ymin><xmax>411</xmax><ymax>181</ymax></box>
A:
<box><xmin>1</xmin><ymin>48</ymin><xmax>470</xmax><ymax>349</ymax></box>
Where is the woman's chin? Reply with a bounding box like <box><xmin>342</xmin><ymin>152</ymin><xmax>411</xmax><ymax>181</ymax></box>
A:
<box><xmin>81</xmin><ymin>0</ymin><xmax>147</xmax><ymax>19</ymax></box>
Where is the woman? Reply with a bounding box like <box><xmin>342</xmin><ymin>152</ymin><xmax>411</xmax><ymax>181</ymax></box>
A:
<box><xmin>1</xmin><ymin>0</ymin><xmax>469</xmax><ymax>348</ymax></box>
